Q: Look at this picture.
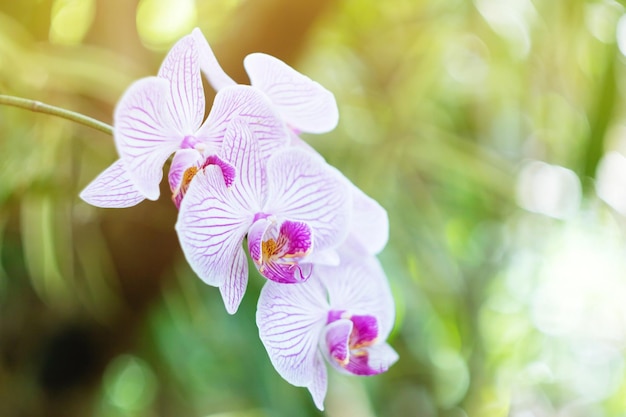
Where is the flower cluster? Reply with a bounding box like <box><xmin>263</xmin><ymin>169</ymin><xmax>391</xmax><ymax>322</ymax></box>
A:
<box><xmin>80</xmin><ymin>28</ymin><xmax>398</xmax><ymax>410</ymax></box>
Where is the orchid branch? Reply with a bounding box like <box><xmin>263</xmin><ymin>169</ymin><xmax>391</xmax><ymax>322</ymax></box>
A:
<box><xmin>0</xmin><ymin>94</ymin><xmax>113</xmax><ymax>136</ymax></box>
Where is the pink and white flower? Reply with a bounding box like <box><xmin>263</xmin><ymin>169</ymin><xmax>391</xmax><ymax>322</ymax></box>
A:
<box><xmin>256</xmin><ymin>249</ymin><xmax>398</xmax><ymax>410</ymax></box>
<box><xmin>80</xmin><ymin>30</ymin><xmax>287</xmax><ymax>207</ymax></box>
<box><xmin>175</xmin><ymin>120</ymin><xmax>352</xmax><ymax>313</ymax></box>
<box><xmin>191</xmin><ymin>28</ymin><xmax>389</xmax><ymax>255</ymax></box>
<box><xmin>77</xmin><ymin>27</ymin><xmax>398</xmax><ymax>404</ymax></box>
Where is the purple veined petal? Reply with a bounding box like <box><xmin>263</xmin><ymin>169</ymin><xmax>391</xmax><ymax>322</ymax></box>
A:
<box><xmin>318</xmin><ymin>258</ymin><xmax>395</xmax><ymax>340</ymax></box>
<box><xmin>218</xmin><ymin>245</ymin><xmax>249</xmax><ymax>314</ymax></box>
<box><xmin>264</xmin><ymin>148</ymin><xmax>351</xmax><ymax>252</ymax></box>
<box><xmin>244</xmin><ymin>53</ymin><xmax>339</xmax><ymax>134</ymax></box>
<box><xmin>79</xmin><ymin>159</ymin><xmax>146</xmax><ymax>208</ymax></box>
<box><xmin>175</xmin><ymin>165</ymin><xmax>253</xmax><ymax>287</ymax></box>
<box><xmin>169</xmin><ymin>150</ymin><xmax>235</xmax><ymax>196</ymax></box>
<box><xmin>114</xmin><ymin>76</ymin><xmax>181</xmax><ymax>200</ymax></box>
<box><xmin>157</xmin><ymin>33</ymin><xmax>205</xmax><ymax>133</ymax></box>
<box><xmin>197</xmin><ymin>85</ymin><xmax>289</xmax><ymax>158</ymax></box>
<box><xmin>190</xmin><ymin>27</ymin><xmax>237</xmax><ymax>91</ymax></box>
<box><xmin>308</xmin><ymin>353</ymin><xmax>328</xmax><ymax>411</ymax></box>
<box><xmin>256</xmin><ymin>277</ymin><xmax>329</xmax><ymax>389</ymax></box>
<box><xmin>219</xmin><ymin>119</ymin><xmax>267</xmax><ymax>209</ymax></box>
<box><xmin>349</xmin><ymin>184</ymin><xmax>389</xmax><ymax>255</ymax></box>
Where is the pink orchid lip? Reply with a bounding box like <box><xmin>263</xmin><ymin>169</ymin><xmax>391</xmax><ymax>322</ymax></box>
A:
<box><xmin>172</xmin><ymin>165</ymin><xmax>200</xmax><ymax>209</ymax></box>
<box><xmin>247</xmin><ymin>218</ymin><xmax>313</xmax><ymax>283</ymax></box>
<box><xmin>170</xmin><ymin>152</ymin><xmax>236</xmax><ymax>209</ymax></box>
<box><xmin>324</xmin><ymin>312</ymin><xmax>381</xmax><ymax>375</ymax></box>
<box><xmin>327</xmin><ymin>311</ymin><xmax>379</xmax><ymax>348</ymax></box>
<box><xmin>347</xmin><ymin>314</ymin><xmax>379</xmax><ymax>348</ymax></box>
<box><xmin>201</xmin><ymin>155</ymin><xmax>236</xmax><ymax>187</ymax></box>
<box><xmin>169</xmin><ymin>148</ymin><xmax>204</xmax><ymax>208</ymax></box>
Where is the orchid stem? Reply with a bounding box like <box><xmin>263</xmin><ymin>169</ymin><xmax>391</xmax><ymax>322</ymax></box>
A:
<box><xmin>0</xmin><ymin>94</ymin><xmax>113</xmax><ymax>136</ymax></box>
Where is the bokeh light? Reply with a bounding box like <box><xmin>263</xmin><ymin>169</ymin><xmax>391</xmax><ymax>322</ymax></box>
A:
<box><xmin>3</xmin><ymin>0</ymin><xmax>626</xmax><ymax>416</ymax></box>
<box><xmin>516</xmin><ymin>160</ymin><xmax>581</xmax><ymax>219</ymax></box>
<box><xmin>102</xmin><ymin>355</ymin><xmax>157</xmax><ymax>413</ymax></box>
<box><xmin>49</xmin><ymin>0</ymin><xmax>95</xmax><ymax>45</ymax></box>
<box><xmin>136</xmin><ymin>0</ymin><xmax>198</xmax><ymax>50</ymax></box>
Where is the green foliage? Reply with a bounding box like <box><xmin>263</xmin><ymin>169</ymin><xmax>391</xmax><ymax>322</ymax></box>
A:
<box><xmin>2</xmin><ymin>0</ymin><xmax>626</xmax><ymax>416</ymax></box>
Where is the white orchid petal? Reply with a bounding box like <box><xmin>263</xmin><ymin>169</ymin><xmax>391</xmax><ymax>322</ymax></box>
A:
<box><xmin>114</xmin><ymin>77</ymin><xmax>180</xmax><ymax>200</ymax></box>
<box><xmin>220</xmin><ymin>119</ymin><xmax>266</xmax><ymax>209</ymax></box>
<box><xmin>308</xmin><ymin>353</ymin><xmax>328</xmax><ymax>411</ymax></box>
<box><xmin>175</xmin><ymin>165</ymin><xmax>251</xmax><ymax>287</ymax></box>
<box><xmin>256</xmin><ymin>277</ymin><xmax>328</xmax><ymax>387</ymax></box>
<box><xmin>219</xmin><ymin>247</ymin><xmax>249</xmax><ymax>314</ymax></box>
<box><xmin>265</xmin><ymin>149</ymin><xmax>351</xmax><ymax>251</ymax></box>
<box><xmin>198</xmin><ymin>85</ymin><xmax>289</xmax><ymax>158</ymax></box>
<box><xmin>79</xmin><ymin>159</ymin><xmax>145</xmax><ymax>208</ymax></box>
<box><xmin>349</xmin><ymin>184</ymin><xmax>389</xmax><ymax>255</ymax></box>
<box><xmin>244</xmin><ymin>53</ymin><xmax>339</xmax><ymax>134</ymax></box>
<box><xmin>157</xmin><ymin>34</ymin><xmax>205</xmax><ymax>133</ymax></box>
<box><xmin>191</xmin><ymin>27</ymin><xmax>237</xmax><ymax>91</ymax></box>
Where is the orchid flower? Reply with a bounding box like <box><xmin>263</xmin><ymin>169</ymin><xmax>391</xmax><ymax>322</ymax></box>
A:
<box><xmin>256</xmin><ymin>248</ymin><xmax>398</xmax><ymax>410</ymax></box>
<box><xmin>191</xmin><ymin>28</ymin><xmax>339</xmax><ymax>135</ymax></box>
<box><xmin>175</xmin><ymin>120</ymin><xmax>351</xmax><ymax>314</ymax></box>
<box><xmin>189</xmin><ymin>30</ymin><xmax>390</xmax><ymax>254</ymax></box>
<box><xmin>80</xmin><ymin>30</ymin><xmax>288</xmax><ymax>207</ymax></box>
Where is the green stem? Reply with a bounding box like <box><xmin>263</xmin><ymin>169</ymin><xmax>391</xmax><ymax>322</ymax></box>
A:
<box><xmin>0</xmin><ymin>94</ymin><xmax>113</xmax><ymax>136</ymax></box>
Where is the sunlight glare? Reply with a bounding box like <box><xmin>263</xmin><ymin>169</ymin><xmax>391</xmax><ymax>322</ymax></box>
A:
<box><xmin>596</xmin><ymin>151</ymin><xmax>626</xmax><ymax>215</ymax></box>
<box><xmin>49</xmin><ymin>0</ymin><xmax>95</xmax><ymax>45</ymax></box>
<box><xmin>136</xmin><ymin>0</ymin><xmax>198</xmax><ymax>50</ymax></box>
<box><xmin>516</xmin><ymin>161</ymin><xmax>581</xmax><ymax>219</ymax></box>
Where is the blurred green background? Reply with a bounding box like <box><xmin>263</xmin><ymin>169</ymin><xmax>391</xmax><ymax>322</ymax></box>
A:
<box><xmin>2</xmin><ymin>0</ymin><xmax>626</xmax><ymax>416</ymax></box>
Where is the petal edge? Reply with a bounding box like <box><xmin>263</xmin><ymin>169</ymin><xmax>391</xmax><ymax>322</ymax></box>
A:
<box><xmin>79</xmin><ymin>159</ymin><xmax>146</xmax><ymax>208</ymax></box>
